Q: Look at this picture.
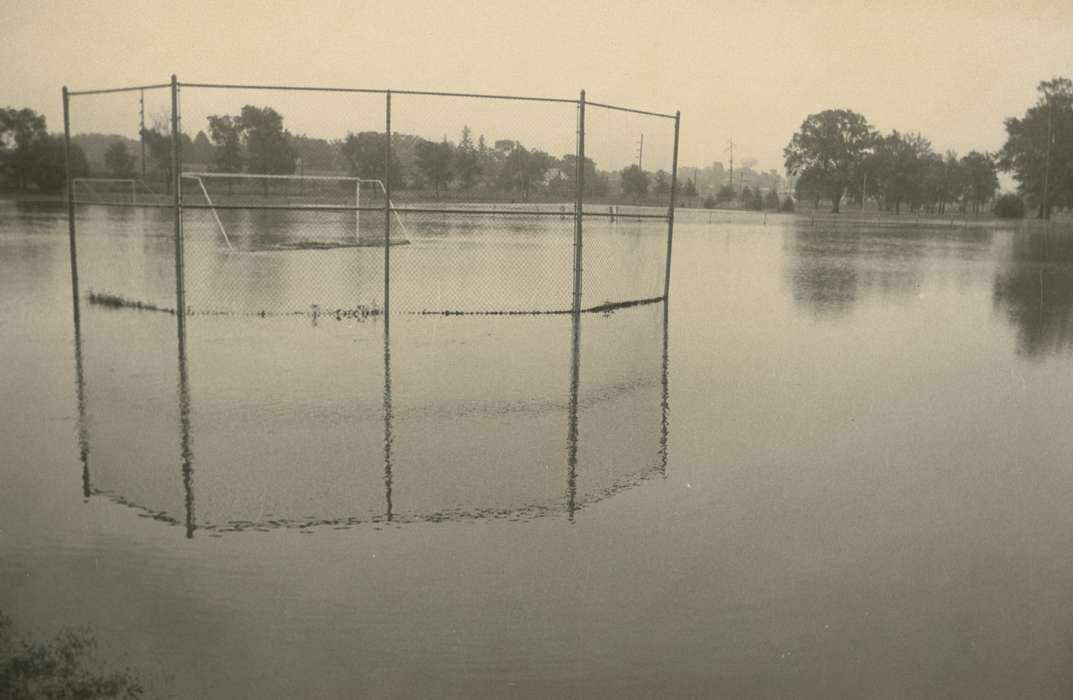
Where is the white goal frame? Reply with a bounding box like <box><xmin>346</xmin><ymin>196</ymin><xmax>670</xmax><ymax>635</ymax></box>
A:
<box><xmin>181</xmin><ymin>172</ymin><xmax>409</xmax><ymax>252</ymax></box>
<box><xmin>73</xmin><ymin>177</ymin><xmax>137</xmax><ymax>204</ymax></box>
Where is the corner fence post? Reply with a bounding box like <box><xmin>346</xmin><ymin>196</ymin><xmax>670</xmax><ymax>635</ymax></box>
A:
<box><xmin>62</xmin><ymin>86</ymin><xmax>81</xmax><ymax>334</ymax></box>
<box><xmin>572</xmin><ymin>90</ymin><xmax>586</xmax><ymax>315</ymax></box>
<box><xmin>384</xmin><ymin>90</ymin><xmax>392</xmax><ymax>318</ymax></box>
<box><xmin>664</xmin><ymin>110</ymin><xmax>680</xmax><ymax>302</ymax></box>
<box><xmin>170</xmin><ymin>74</ymin><xmax>186</xmax><ymax>336</ymax></box>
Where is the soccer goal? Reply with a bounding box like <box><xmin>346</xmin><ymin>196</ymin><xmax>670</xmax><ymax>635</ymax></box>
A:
<box><xmin>181</xmin><ymin>172</ymin><xmax>410</xmax><ymax>251</ymax></box>
<box><xmin>73</xmin><ymin>178</ymin><xmax>136</xmax><ymax>204</ymax></box>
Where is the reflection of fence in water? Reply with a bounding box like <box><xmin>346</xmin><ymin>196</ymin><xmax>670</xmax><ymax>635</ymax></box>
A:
<box><xmin>73</xmin><ymin>306</ymin><xmax>669</xmax><ymax>536</ymax></box>
<box><xmin>64</xmin><ymin>79</ymin><xmax>676</xmax><ymax>535</ymax></box>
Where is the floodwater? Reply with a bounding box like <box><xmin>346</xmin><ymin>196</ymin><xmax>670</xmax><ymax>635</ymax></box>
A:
<box><xmin>3</xmin><ymin>200</ymin><xmax>1073</xmax><ymax>698</ymax></box>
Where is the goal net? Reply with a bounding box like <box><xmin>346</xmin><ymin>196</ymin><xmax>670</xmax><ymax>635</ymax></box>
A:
<box><xmin>181</xmin><ymin>172</ymin><xmax>409</xmax><ymax>251</ymax></box>
<box><xmin>73</xmin><ymin>178</ymin><xmax>161</xmax><ymax>205</ymax></box>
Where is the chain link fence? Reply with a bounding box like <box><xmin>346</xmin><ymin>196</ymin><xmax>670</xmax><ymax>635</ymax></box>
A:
<box><xmin>65</xmin><ymin>78</ymin><xmax>679</xmax><ymax>318</ymax></box>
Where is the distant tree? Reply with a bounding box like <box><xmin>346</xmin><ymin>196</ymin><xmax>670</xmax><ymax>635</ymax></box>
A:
<box><xmin>340</xmin><ymin>131</ymin><xmax>400</xmax><ymax>184</ymax></box>
<box><xmin>497</xmin><ymin>144</ymin><xmax>550</xmax><ymax>201</ymax></box>
<box><xmin>620</xmin><ymin>164</ymin><xmax>649</xmax><ymax>202</ymax></box>
<box><xmin>189</xmin><ymin>130</ymin><xmax>214</xmax><ymax>164</ymax></box>
<box><xmin>455</xmin><ymin>126</ymin><xmax>479</xmax><ymax>190</ymax></box>
<box><xmin>994</xmin><ymin>193</ymin><xmax>1025</xmax><ymax>218</ymax></box>
<box><xmin>739</xmin><ymin>185</ymin><xmax>753</xmax><ymax>209</ymax></box>
<box><xmin>960</xmin><ymin>151</ymin><xmax>999</xmax><ymax>215</ymax></box>
<box><xmin>763</xmin><ymin>188</ymin><xmax>781</xmax><ymax>210</ymax></box>
<box><xmin>702</xmin><ymin>194</ymin><xmax>716</xmax><ymax>209</ymax></box>
<box><xmin>26</xmin><ymin>136</ymin><xmax>88</xmax><ymax>192</ymax></box>
<box><xmin>870</xmin><ymin>130</ymin><xmax>933</xmax><ymax>214</ymax></box>
<box><xmin>416</xmin><ymin>137</ymin><xmax>454</xmax><ymax>199</ymax></box>
<box><xmin>784</xmin><ymin>109</ymin><xmax>876</xmax><ymax>213</ymax></box>
<box><xmin>239</xmin><ymin>105</ymin><xmax>296</xmax><ymax>178</ymax></box>
<box><xmin>714</xmin><ymin>183</ymin><xmax>736</xmax><ymax>205</ymax></box>
<box><xmin>103</xmin><ymin>141</ymin><xmax>135</xmax><ymax>177</ymax></box>
<box><xmin>680</xmin><ymin>178</ymin><xmax>699</xmax><ymax>198</ymax></box>
<box><xmin>205</xmin><ymin>115</ymin><xmax>244</xmax><ymax>195</ymax></box>
<box><xmin>998</xmin><ymin>77</ymin><xmax>1073</xmax><ymax>219</ymax></box>
<box><xmin>139</xmin><ymin>126</ymin><xmax>173</xmax><ymax>193</ymax></box>
<box><xmin>780</xmin><ymin>195</ymin><xmax>796</xmax><ymax>212</ymax></box>
<box><xmin>0</xmin><ymin>107</ymin><xmax>48</xmax><ymax>190</ymax></box>
<box><xmin>652</xmin><ymin>170</ymin><xmax>670</xmax><ymax>198</ymax></box>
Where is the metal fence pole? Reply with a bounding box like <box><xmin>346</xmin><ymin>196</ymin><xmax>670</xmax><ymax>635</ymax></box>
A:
<box><xmin>664</xmin><ymin>110</ymin><xmax>680</xmax><ymax>302</ymax></box>
<box><xmin>384</xmin><ymin>90</ymin><xmax>392</xmax><ymax>318</ymax></box>
<box><xmin>572</xmin><ymin>90</ymin><xmax>586</xmax><ymax>315</ymax></box>
<box><xmin>62</xmin><ymin>86</ymin><xmax>81</xmax><ymax>333</ymax></box>
<box><xmin>170</xmin><ymin>75</ymin><xmax>186</xmax><ymax>337</ymax></box>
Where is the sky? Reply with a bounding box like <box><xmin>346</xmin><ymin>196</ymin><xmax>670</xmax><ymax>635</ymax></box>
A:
<box><xmin>4</xmin><ymin>0</ymin><xmax>1073</xmax><ymax>175</ymax></box>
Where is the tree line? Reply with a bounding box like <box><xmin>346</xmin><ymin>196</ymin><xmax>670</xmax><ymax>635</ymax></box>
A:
<box><xmin>0</xmin><ymin>108</ymin><xmax>88</xmax><ymax>192</ymax></box>
<box><xmin>133</xmin><ymin>105</ymin><xmax>687</xmax><ymax>204</ymax></box>
<box><xmin>784</xmin><ymin>110</ymin><xmax>998</xmax><ymax>215</ymax></box>
<box><xmin>784</xmin><ymin>77</ymin><xmax>1073</xmax><ymax>219</ymax></box>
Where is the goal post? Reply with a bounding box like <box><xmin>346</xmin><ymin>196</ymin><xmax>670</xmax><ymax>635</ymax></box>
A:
<box><xmin>180</xmin><ymin>172</ymin><xmax>410</xmax><ymax>250</ymax></box>
<box><xmin>73</xmin><ymin>177</ymin><xmax>136</xmax><ymax>204</ymax></box>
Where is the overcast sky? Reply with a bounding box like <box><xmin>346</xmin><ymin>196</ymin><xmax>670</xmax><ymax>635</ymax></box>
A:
<box><xmin>5</xmin><ymin>0</ymin><xmax>1073</xmax><ymax>173</ymax></box>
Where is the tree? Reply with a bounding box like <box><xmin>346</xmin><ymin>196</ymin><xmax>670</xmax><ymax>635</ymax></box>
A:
<box><xmin>994</xmin><ymin>193</ymin><xmax>1026</xmax><ymax>218</ymax></box>
<box><xmin>763</xmin><ymin>189</ymin><xmax>781</xmax><ymax>210</ymax></box>
<box><xmin>960</xmin><ymin>151</ymin><xmax>998</xmax><ymax>215</ymax></box>
<box><xmin>0</xmin><ymin>107</ymin><xmax>48</xmax><ymax>190</ymax></box>
<box><xmin>28</xmin><ymin>136</ymin><xmax>88</xmax><ymax>192</ymax></box>
<box><xmin>340</xmin><ymin>131</ymin><xmax>400</xmax><ymax>184</ymax></box>
<box><xmin>784</xmin><ymin>109</ymin><xmax>876</xmax><ymax>213</ymax></box>
<box><xmin>206</xmin><ymin>115</ymin><xmax>244</xmax><ymax>175</ymax></box>
<box><xmin>416</xmin><ymin>137</ymin><xmax>453</xmax><ymax>199</ymax></box>
<box><xmin>653</xmin><ymin>170</ymin><xmax>669</xmax><ymax>198</ymax></box>
<box><xmin>103</xmin><ymin>141</ymin><xmax>134</xmax><ymax>177</ymax></box>
<box><xmin>239</xmin><ymin>105</ymin><xmax>296</xmax><ymax>177</ymax></box>
<box><xmin>454</xmin><ymin>126</ymin><xmax>479</xmax><ymax>190</ymax></box>
<box><xmin>620</xmin><ymin>164</ymin><xmax>649</xmax><ymax>202</ymax></box>
<box><xmin>714</xmin><ymin>183</ymin><xmax>736</xmax><ymax>205</ymax></box>
<box><xmin>998</xmin><ymin>77</ymin><xmax>1073</xmax><ymax>219</ymax></box>
<box><xmin>139</xmin><ymin>126</ymin><xmax>173</xmax><ymax>193</ymax></box>
<box><xmin>497</xmin><ymin>144</ymin><xmax>549</xmax><ymax>201</ymax></box>
<box><xmin>740</xmin><ymin>185</ymin><xmax>753</xmax><ymax>209</ymax></box>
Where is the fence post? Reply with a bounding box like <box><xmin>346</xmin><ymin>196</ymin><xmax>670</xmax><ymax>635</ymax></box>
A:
<box><xmin>572</xmin><ymin>90</ymin><xmax>586</xmax><ymax>315</ymax></box>
<box><xmin>384</xmin><ymin>90</ymin><xmax>392</xmax><ymax>318</ymax></box>
<box><xmin>62</xmin><ymin>86</ymin><xmax>81</xmax><ymax>333</ymax></box>
<box><xmin>170</xmin><ymin>74</ymin><xmax>186</xmax><ymax>335</ymax></box>
<box><xmin>664</xmin><ymin>110</ymin><xmax>680</xmax><ymax>302</ymax></box>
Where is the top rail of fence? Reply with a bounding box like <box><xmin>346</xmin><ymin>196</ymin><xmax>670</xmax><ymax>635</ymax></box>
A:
<box><xmin>67</xmin><ymin>83</ymin><xmax>172</xmax><ymax>97</ymax></box>
<box><xmin>176</xmin><ymin>82</ymin><xmax>579</xmax><ymax>105</ymax></box>
<box><xmin>66</xmin><ymin>79</ymin><xmax>676</xmax><ymax>117</ymax></box>
<box><xmin>585</xmin><ymin>101</ymin><xmax>677</xmax><ymax>120</ymax></box>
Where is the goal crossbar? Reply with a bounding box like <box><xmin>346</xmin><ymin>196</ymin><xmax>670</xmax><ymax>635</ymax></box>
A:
<box><xmin>181</xmin><ymin>172</ymin><xmax>411</xmax><ymax>250</ymax></box>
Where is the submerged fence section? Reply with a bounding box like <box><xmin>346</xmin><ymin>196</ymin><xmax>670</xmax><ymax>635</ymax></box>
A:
<box><xmin>64</xmin><ymin>77</ymin><xmax>679</xmax><ymax>317</ymax></box>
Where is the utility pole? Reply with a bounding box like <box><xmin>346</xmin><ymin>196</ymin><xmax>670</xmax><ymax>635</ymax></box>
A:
<box><xmin>726</xmin><ymin>138</ymin><xmax>734</xmax><ymax>191</ymax></box>
<box><xmin>637</xmin><ymin>133</ymin><xmax>644</xmax><ymax>171</ymax></box>
<box><xmin>139</xmin><ymin>89</ymin><xmax>146</xmax><ymax>179</ymax></box>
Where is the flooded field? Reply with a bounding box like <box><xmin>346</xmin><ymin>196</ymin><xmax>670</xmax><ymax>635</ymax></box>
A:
<box><xmin>3</xmin><ymin>200</ymin><xmax>1073</xmax><ymax>697</ymax></box>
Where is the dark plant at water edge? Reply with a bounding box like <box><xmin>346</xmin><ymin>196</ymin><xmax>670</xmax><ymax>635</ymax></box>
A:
<box><xmin>87</xmin><ymin>291</ymin><xmax>173</xmax><ymax>314</ymax></box>
<box><xmin>0</xmin><ymin>610</ymin><xmax>143</xmax><ymax>698</ymax></box>
<box><xmin>994</xmin><ymin>193</ymin><xmax>1026</xmax><ymax>219</ymax></box>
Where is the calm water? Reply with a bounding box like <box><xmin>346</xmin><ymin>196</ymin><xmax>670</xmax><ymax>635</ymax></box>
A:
<box><xmin>3</xmin><ymin>200</ymin><xmax>1073</xmax><ymax>698</ymax></box>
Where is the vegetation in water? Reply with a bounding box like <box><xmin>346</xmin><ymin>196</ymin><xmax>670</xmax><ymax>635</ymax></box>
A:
<box><xmin>87</xmin><ymin>292</ymin><xmax>173</xmax><ymax>314</ymax></box>
<box><xmin>0</xmin><ymin>610</ymin><xmax>143</xmax><ymax>699</ymax></box>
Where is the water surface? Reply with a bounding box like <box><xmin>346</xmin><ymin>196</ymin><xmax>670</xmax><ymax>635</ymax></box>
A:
<box><xmin>3</xmin><ymin>200</ymin><xmax>1073</xmax><ymax>697</ymax></box>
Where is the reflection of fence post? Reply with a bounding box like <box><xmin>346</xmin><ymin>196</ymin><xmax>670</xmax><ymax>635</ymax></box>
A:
<box><xmin>567</xmin><ymin>311</ymin><xmax>580</xmax><ymax>521</ymax></box>
<box><xmin>62</xmin><ymin>86</ymin><xmax>81</xmax><ymax>334</ymax></box>
<box><xmin>384</xmin><ymin>90</ymin><xmax>392</xmax><ymax>318</ymax></box>
<box><xmin>170</xmin><ymin>74</ymin><xmax>186</xmax><ymax>333</ymax></box>
<box><xmin>572</xmin><ymin>90</ymin><xmax>586</xmax><ymax>314</ymax></box>
<box><xmin>664</xmin><ymin>111</ymin><xmax>680</xmax><ymax>302</ymax></box>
